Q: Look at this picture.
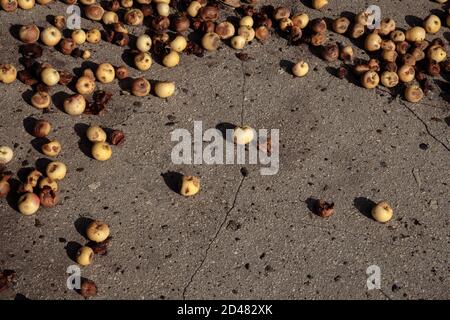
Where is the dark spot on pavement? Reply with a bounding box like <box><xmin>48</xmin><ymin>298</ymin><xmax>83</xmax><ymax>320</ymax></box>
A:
<box><xmin>161</xmin><ymin>171</ymin><xmax>183</xmax><ymax>194</ymax></box>
<box><xmin>392</xmin><ymin>284</ymin><xmax>401</xmax><ymax>292</ymax></box>
<box><xmin>444</xmin><ymin>116</ymin><xmax>450</xmax><ymax>126</ymax></box>
<box><xmin>14</xmin><ymin>293</ymin><xmax>29</xmax><ymax>300</ymax></box>
<box><xmin>353</xmin><ymin>197</ymin><xmax>376</xmax><ymax>219</ymax></box>
<box><xmin>34</xmin><ymin>219</ymin><xmax>42</xmax><ymax>227</ymax></box>
<box><xmin>264</xmin><ymin>265</ymin><xmax>274</xmax><ymax>274</ymax></box>
<box><xmin>226</xmin><ymin>220</ymin><xmax>241</xmax><ymax>231</ymax></box>
<box><xmin>419</xmin><ymin>143</ymin><xmax>428</xmax><ymax>150</ymax></box>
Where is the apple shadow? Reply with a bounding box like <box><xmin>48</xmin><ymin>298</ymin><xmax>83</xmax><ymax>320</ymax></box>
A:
<box><xmin>215</xmin><ymin>122</ymin><xmax>236</xmax><ymax>141</ymax></box>
<box><xmin>280</xmin><ymin>59</ymin><xmax>294</xmax><ymax>75</ymax></box>
<box><xmin>74</xmin><ymin>123</ymin><xmax>93</xmax><ymax>159</ymax></box>
<box><xmin>161</xmin><ymin>171</ymin><xmax>183</xmax><ymax>194</ymax></box>
<box><xmin>65</xmin><ymin>241</ymin><xmax>82</xmax><ymax>263</ymax></box>
<box><xmin>353</xmin><ymin>197</ymin><xmax>376</xmax><ymax>219</ymax></box>
<box><xmin>405</xmin><ymin>15</ymin><xmax>422</xmax><ymax>27</ymax></box>
<box><xmin>35</xmin><ymin>158</ymin><xmax>53</xmax><ymax>175</ymax></box>
<box><xmin>445</xmin><ymin>116</ymin><xmax>450</xmax><ymax>127</ymax></box>
<box><xmin>74</xmin><ymin>217</ymin><xmax>94</xmax><ymax>239</ymax></box>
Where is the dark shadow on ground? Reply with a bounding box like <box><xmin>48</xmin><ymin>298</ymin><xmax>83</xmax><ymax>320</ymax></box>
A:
<box><xmin>14</xmin><ymin>293</ymin><xmax>30</xmax><ymax>300</ymax></box>
<box><xmin>35</xmin><ymin>158</ymin><xmax>52</xmax><ymax>175</ymax></box>
<box><xmin>353</xmin><ymin>197</ymin><xmax>376</xmax><ymax>219</ymax></box>
<box><xmin>74</xmin><ymin>217</ymin><xmax>94</xmax><ymax>239</ymax></box>
<box><xmin>445</xmin><ymin>116</ymin><xmax>450</xmax><ymax>127</ymax></box>
<box><xmin>65</xmin><ymin>241</ymin><xmax>82</xmax><ymax>263</ymax></box>
<box><xmin>405</xmin><ymin>15</ymin><xmax>422</xmax><ymax>27</ymax></box>
<box><xmin>161</xmin><ymin>171</ymin><xmax>183</xmax><ymax>194</ymax></box>
<box><xmin>5</xmin><ymin>177</ymin><xmax>21</xmax><ymax>213</ymax></box>
<box><xmin>305</xmin><ymin>197</ymin><xmax>318</xmax><ymax>215</ymax></box>
<box><xmin>30</xmin><ymin>137</ymin><xmax>49</xmax><ymax>155</ymax></box>
<box><xmin>9</xmin><ymin>24</ymin><xmax>21</xmax><ymax>41</ymax></box>
<box><xmin>215</xmin><ymin>122</ymin><xmax>236</xmax><ymax>141</ymax></box>
<box><xmin>51</xmin><ymin>91</ymin><xmax>71</xmax><ymax>113</ymax></box>
<box><xmin>279</xmin><ymin>59</ymin><xmax>294</xmax><ymax>75</ymax></box>
<box><xmin>23</xmin><ymin>117</ymin><xmax>38</xmax><ymax>137</ymax></box>
<box><xmin>74</xmin><ymin>123</ymin><xmax>93</xmax><ymax>159</ymax></box>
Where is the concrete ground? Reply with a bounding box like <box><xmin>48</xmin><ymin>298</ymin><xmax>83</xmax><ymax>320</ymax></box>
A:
<box><xmin>0</xmin><ymin>0</ymin><xmax>449</xmax><ymax>300</ymax></box>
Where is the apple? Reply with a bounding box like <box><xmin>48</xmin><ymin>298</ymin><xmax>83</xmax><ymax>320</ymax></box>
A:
<box><xmin>232</xmin><ymin>126</ymin><xmax>255</xmax><ymax>145</ymax></box>
<box><xmin>180</xmin><ymin>175</ymin><xmax>200</xmax><ymax>197</ymax></box>
<box><xmin>86</xmin><ymin>220</ymin><xmax>110</xmax><ymax>243</ymax></box>
<box><xmin>18</xmin><ymin>193</ymin><xmax>40</xmax><ymax>215</ymax></box>
<box><xmin>371</xmin><ymin>201</ymin><xmax>393</xmax><ymax>223</ymax></box>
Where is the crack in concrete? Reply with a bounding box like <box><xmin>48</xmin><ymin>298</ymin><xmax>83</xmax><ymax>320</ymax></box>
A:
<box><xmin>295</xmin><ymin>210</ymin><xmax>450</xmax><ymax>256</ymax></box>
<box><xmin>180</xmin><ymin>59</ymin><xmax>249</xmax><ymax>299</ymax></box>
<box><xmin>182</xmin><ymin>175</ymin><xmax>246</xmax><ymax>299</ymax></box>
<box><xmin>240</xmin><ymin>60</ymin><xmax>247</xmax><ymax>126</ymax></box>
<box><xmin>399</xmin><ymin>100</ymin><xmax>450</xmax><ymax>153</ymax></box>
<box><xmin>177</xmin><ymin>67</ymin><xmax>448</xmax><ymax>298</ymax></box>
<box><xmin>380</xmin><ymin>289</ymin><xmax>392</xmax><ymax>300</ymax></box>
<box><xmin>375</xmin><ymin>87</ymin><xmax>450</xmax><ymax>153</ymax></box>
<box><xmin>375</xmin><ymin>87</ymin><xmax>398</xmax><ymax>103</ymax></box>
<box><xmin>376</xmin><ymin>87</ymin><xmax>448</xmax><ymax>110</ymax></box>
<box><xmin>415</xmin><ymin>101</ymin><xmax>448</xmax><ymax>110</ymax></box>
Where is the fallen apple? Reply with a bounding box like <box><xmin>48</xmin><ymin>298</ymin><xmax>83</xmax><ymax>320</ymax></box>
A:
<box><xmin>232</xmin><ymin>126</ymin><xmax>255</xmax><ymax>145</ymax></box>
<box><xmin>371</xmin><ymin>201</ymin><xmax>393</xmax><ymax>223</ymax></box>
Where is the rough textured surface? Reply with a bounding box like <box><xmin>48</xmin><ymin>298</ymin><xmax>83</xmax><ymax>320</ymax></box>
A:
<box><xmin>0</xmin><ymin>0</ymin><xmax>449</xmax><ymax>300</ymax></box>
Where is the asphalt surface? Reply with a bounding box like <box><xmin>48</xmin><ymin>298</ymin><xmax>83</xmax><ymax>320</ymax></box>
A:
<box><xmin>0</xmin><ymin>0</ymin><xmax>449</xmax><ymax>300</ymax></box>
